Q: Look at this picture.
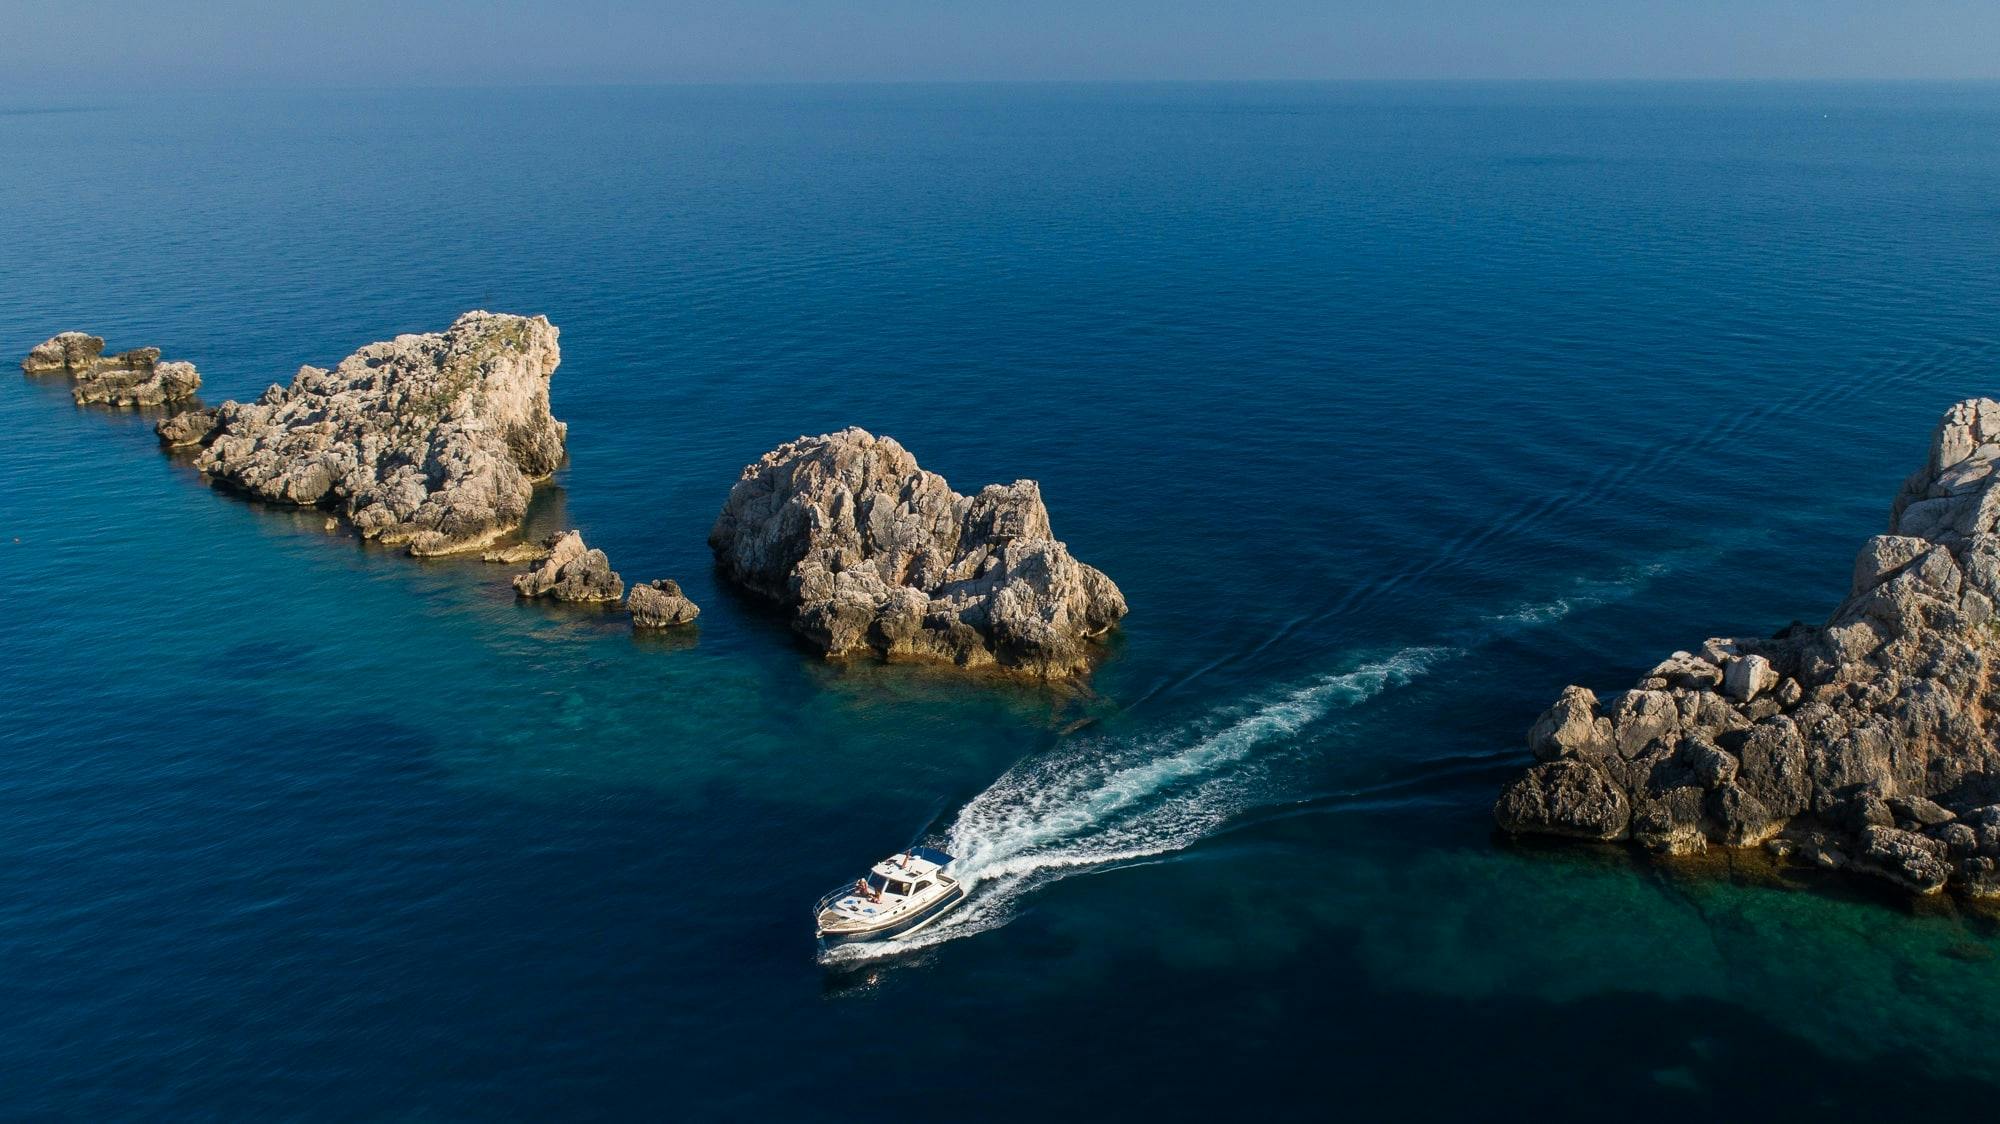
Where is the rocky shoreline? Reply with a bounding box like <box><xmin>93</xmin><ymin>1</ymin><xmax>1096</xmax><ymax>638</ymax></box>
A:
<box><xmin>1496</xmin><ymin>397</ymin><xmax>2000</xmax><ymax>899</ymax></box>
<box><xmin>22</xmin><ymin>322</ymin><xmax>1128</xmax><ymax>667</ymax></box>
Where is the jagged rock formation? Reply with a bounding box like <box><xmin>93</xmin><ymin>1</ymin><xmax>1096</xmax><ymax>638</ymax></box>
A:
<box><xmin>512</xmin><ymin>530</ymin><xmax>623</xmax><ymax>603</ymax></box>
<box><xmin>177</xmin><ymin>312</ymin><xmax>564</xmax><ymax>555</ymax></box>
<box><xmin>1496</xmin><ymin>397</ymin><xmax>2000</xmax><ymax>897</ymax></box>
<box><xmin>22</xmin><ymin>332</ymin><xmax>201</xmax><ymax>406</ymax></box>
<box><xmin>628</xmin><ymin>579</ymin><xmax>701</xmax><ymax>628</ymax></box>
<box><xmin>710</xmin><ymin>427</ymin><xmax>1126</xmax><ymax>678</ymax></box>
<box><xmin>157</xmin><ymin>407</ymin><xmax>218</xmax><ymax>447</ymax></box>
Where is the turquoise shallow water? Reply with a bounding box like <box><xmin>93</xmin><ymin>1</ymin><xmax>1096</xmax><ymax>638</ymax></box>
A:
<box><xmin>5</xmin><ymin>82</ymin><xmax>2000</xmax><ymax>1118</ymax></box>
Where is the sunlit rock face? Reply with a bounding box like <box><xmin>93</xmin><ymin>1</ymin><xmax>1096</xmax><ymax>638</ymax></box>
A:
<box><xmin>627</xmin><ymin>579</ymin><xmax>700</xmax><ymax>629</ymax></box>
<box><xmin>710</xmin><ymin>427</ymin><xmax>1126</xmax><ymax>679</ymax></box>
<box><xmin>510</xmin><ymin>530</ymin><xmax>623</xmax><ymax>603</ymax></box>
<box><xmin>186</xmin><ymin>311</ymin><xmax>565</xmax><ymax>556</ymax></box>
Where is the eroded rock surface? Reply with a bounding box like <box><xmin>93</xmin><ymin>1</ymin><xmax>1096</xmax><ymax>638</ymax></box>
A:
<box><xmin>23</xmin><ymin>332</ymin><xmax>201</xmax><ymax>406</ymax></box>
<box><xmin>628</xmin><ymin>579</ymin><xmax>701</xmax><ymax>628</ymax></box>
<box><xmin>1496</xmin><ymin>397</ymin><xmax>2000</xmax><ymax>897</ymax></box>
<box><xmin>157</xmin><ymin>407</ymin><xmax>219</xmax><ymax>447</ymax></box>
<box><xmin>512</xmin><ymin>530</ymin><xmax>622</xmax><ymax>603</ymax></box>
<box><xmin>709</xmin><ymin>427</ymin><xmax>1126</xmax><ymax>678</ymax></box>
<box><xmin>188</xmin><ymin>311</ymin><xmax>564</xmax><ymax>555</ymax></box>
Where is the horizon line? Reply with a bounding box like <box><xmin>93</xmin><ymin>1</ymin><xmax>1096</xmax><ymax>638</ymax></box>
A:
<box><xmin>10</xmin><ymin>75</ymin><xmax>1999</xmax><ymax>97</ymax></box>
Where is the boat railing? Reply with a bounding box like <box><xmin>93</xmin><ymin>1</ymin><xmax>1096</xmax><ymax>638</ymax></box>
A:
<box><xmin>814</xmin><ymin>884</ymin><xmax>859</xmax><ymax>917</ymax></box>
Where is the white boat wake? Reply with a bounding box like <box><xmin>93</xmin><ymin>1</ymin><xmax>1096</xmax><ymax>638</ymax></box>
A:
<box><xmin>820</xmin><ymin>647</ymin><xmax>1450</xmax><ymax>963</ymax></box>
<box><xmin>820</xmin><ymin>560</ymin><xmax>1681</xmax><ymax>965</ymax></box>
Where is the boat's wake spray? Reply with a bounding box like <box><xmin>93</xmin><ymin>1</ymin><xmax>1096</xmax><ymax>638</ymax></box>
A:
<box><xmin>819</xmin><ymin>647</ymin><xmax>1449</xmax><ymax>963</ymax></box>
<box><xmin>818</xmin><ymin>559</ymin><xmax>1679</xmax><ymax>965</ymax></box>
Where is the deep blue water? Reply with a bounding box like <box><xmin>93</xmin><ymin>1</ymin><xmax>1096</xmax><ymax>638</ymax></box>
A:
<box><xmin>5</xmin><ymin>82</ymin><xmax>2000</xmax><ymax>1119</ymax></box>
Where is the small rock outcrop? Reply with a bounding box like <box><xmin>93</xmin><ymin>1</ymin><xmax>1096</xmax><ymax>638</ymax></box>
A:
<box><xmin>628</xmin><ymin>579</ymin><xmax>701</xmax><ymax>628</ymax></box>
<box><xmin>512</xmin><ymin>530</ymin><xmax>622</xmax><ymax>603</ymax></box>
<box><xmin>1496</xmin><ymin>397</ymin><xmax>2000</xmax><ymax>898</ymax></box>
<box><xmin>186</xmin><ymin>311</ymin><xmax>564</xmax><ymax>555</ymax></box>
<box><xmin>156</xmin><ymin>408</ymin><xmax>219</xmax><ymax>447</ymax></box>
<box><xmin>709</xmin><ymin>427</ymin><xmax>1126</xmax><ymax>678</ymax></box>
<box><xmin>23</xmin><ymin>332</ymin><xmax>201</xmax><ymax>407</ymax></box>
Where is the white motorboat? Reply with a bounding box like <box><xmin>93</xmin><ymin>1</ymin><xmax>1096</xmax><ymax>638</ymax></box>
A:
<box><xmin>814</xmin><ymin>847</ymin><xmax>966</xmax><ymax>950</ymax></box>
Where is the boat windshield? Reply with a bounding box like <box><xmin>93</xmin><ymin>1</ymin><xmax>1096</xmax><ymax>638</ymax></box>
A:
<box><xmin>857</xmin><ymin>873</ymin><xmax>917</xmax><ymax>899</ymax></box>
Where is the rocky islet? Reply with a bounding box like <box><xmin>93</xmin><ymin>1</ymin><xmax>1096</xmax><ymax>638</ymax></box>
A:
<box><xmin>165</xmin><ymin>311</ymin><xmax>568</xmax><ymax>557</ymax></box>
<box><xmin>1496</xmin><ymin>396</ymin><xmax>2000</xmax><ymax>898</ymax></box>
<box><xmin>23</xmin><ymin>331</ymin><xmax>201</xmax><ymax>407</ymax></box>
<box><xmin>628</xmin><ymin>579</ymin><xmax>702</xmax><ymax>628</ymax></box>
<box><xmin>509</xmin><ymin>530</ymin><xmax>625</xmax><ymax>604</ymax></box>
<box><xmin>708</xmin><ymin>427</ymin><xmax>1128</xmax><ymax>679</ymax></box>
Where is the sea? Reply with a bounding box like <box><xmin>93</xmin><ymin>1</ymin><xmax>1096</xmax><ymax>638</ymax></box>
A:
<box><xmin>4</xmin><ymin>82</ymin><xmax>1999</xmax><ymax>1119</ymax></box>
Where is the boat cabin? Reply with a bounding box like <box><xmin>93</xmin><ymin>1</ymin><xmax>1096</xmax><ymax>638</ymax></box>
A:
<box><xmin>815</xmin><ymin>847</ymin><xmax>965</xmax><ymax>947</ymax></box>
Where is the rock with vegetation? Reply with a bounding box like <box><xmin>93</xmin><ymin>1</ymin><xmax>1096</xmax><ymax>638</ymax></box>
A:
<box><xmin>512</xmin><ymin>530</ymin><xmax>622</xmax><ymax>603</ymax></box>
<box><xmin>709</xmin><ymin>427</ymin><xmax>1126</xmax><ymax>678</ymax></box>
<box><xmin>627</xmin><ymin>579</ymin><xmax>701</xmax><ymax>628</ymax></box>
<box><xmin>188</xmin><ymin>311</ymin><xmax>565</xmax><ymax>555</ymax></box>
<box><xmin>1495</xmin><ymin>397</ymin><xmax>2000</xmax><ymax>897</ymax></box>
<box><xmin>23</xmin><ymin>332</ymin><xmax>201</xmax><ymax>407</ymax></box>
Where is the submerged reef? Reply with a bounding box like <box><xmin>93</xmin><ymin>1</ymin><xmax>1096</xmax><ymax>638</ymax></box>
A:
<box><xmin>1497</xmin><ymin>398</ymin><xmax>2000</xmax><ymax>898</ymax></box>
<box><xmin>709</xmin><ymin>427</ymin><xmax>1126</xmax><ymax>679</ymax></box>
<box><xmin>160</xmin><ymin>311</ymin><xmax>565</xmax><ymax>556</ymax></box>
<box><xmin>23</xmin><ymin>332</ymin><xmax>200</xmax><ymax>407</ymax></box>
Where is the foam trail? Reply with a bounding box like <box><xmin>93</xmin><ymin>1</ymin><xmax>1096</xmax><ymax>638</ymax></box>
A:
<box><xmin>1473</xmin><ymin>560</ymin><xmax>1670</xmax><ymax>632</ymax></box>
<box><xmin>821</xmin><ymin>648</ymin><xmax>1452</xmax><ymax>963</ymax></box>
<box><xmin>823</xmin><ymin>553</ymin><xmax>1701</xmax><ymax>964</ymax></box>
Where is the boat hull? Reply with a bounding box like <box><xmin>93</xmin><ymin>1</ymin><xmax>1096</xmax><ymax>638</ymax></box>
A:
<box><xmin>817</xmin><ymin>881</ymin><xmax>967</xmax><ymax>950</ymax></box>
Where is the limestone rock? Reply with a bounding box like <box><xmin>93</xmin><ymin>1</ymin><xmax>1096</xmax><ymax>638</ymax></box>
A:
<box><xmin>512</xmin><ymin>530</ymin><xmax>622</xmax><ymax>603</ymax></box>
<box><xmin>628</xmin><ymin>579</ymin><xmax>701</xmax><ymax>628</ymax></box>
<box><xmin>1647</xmin><ymin>651</ymin><xmax>1724</xmax><ymax>691</ymax></box>
<box><xmin>1722</xmin><ymin>653</ymin><xmax>1778</xmax><ymax>702</ymax></box>
<box><xmin>193</xmin><ymin>311</ymin><xmax>564</xmax><ymax>555</ymax></box>
<box><xmin>1854</xmin><ymin>826</ymin><xmax>1951</xmax><ymax>894</ymax></box>
<box><xmin>23</xmin><ymin>332</ymin><xmax>201</xmax><ymax>407</ymax></box>
<box><xmin>22</xmin><ymin>332</ymin><xmax>104</xmax><ymax>375</ymax></box>
<box><xmin>1494</xmin><ymin>396</ymin><xmax>2000</xmax><ymax>899</ymax></box>
<box><xmin>1527</xmin><ymin>685</ymin><xmax>1611</xmax><ymax>761</ymax></box>
<box><xmin>1890</xmin><ymin>794</ymin><xmax>1955</xmax><ymax>828</ymax></box>
<box><xmin>709</xmin><ymin>427</ymin><xmax>1126</xmax><ymax>678</ymax></box>
<box><xmin>1494</xmin><ymin>759</ymin><xmax>1630</xmax><ymax>840</ymax></box>
<box><xmin>156</xmin><ymin>407</ymin><xmax>219</xmax><ymax>447</ymax></box>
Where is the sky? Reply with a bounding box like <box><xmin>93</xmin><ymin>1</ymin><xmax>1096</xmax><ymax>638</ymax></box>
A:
<box><xmin>9</xmin><ymin>0</ymin><xmax>2000</xmax><ymax>86</ymax></box>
